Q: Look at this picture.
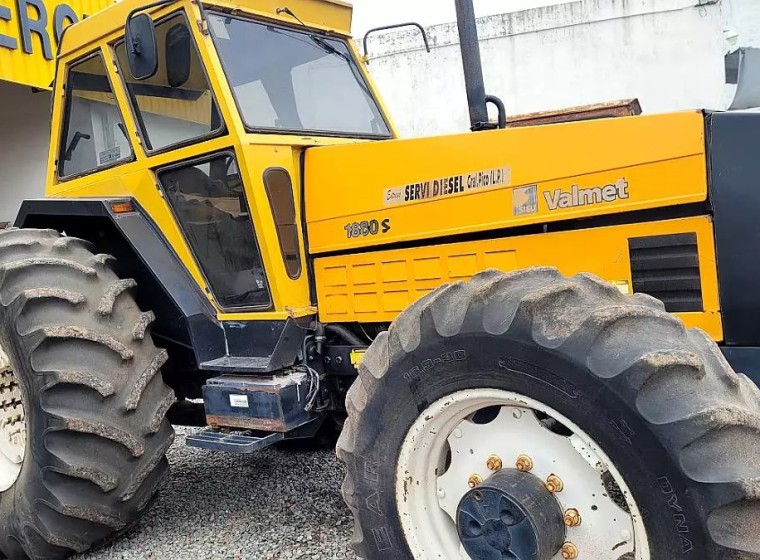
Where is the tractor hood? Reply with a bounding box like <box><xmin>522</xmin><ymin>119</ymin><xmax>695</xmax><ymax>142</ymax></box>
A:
<box><xmin>304</xmin><ymin>110</ymin><xmax>708</xmax><ymax>255</ymax></box>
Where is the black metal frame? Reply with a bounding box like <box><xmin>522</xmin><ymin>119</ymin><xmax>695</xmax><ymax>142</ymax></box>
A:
<box><xmin>454</xmin><ymin>0</ymin><xmax>506</xmax><ymax>131</ymax></box>
<box><xmin>362</xmin><ymin>22</ymin><xmax>430</xmax><ymax>63</ymax></box>
<box><xmin>15</xmin><ymin>198</ymin><xmax>310</xmax><ymax>376</ymax></box>
<box><xmin>706</xmin><ymin>110</ymin><xmax>760</xmax><ymax>346</ymax></box>
<box><xmin>16</xmin><ymin>198</ymin><xmax>223</xmax><ymax>363</ymax></box>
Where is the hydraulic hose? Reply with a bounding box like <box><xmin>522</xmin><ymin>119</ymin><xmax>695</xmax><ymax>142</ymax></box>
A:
<box><xmin>325</xmin><ymin>324</ymin><xmax>365</xmax><ymax>346</ymax></box>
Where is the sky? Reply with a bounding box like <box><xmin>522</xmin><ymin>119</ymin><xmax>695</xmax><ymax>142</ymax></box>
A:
<box><xmin>349</xmin><ymin>0</ymin><xmax>569</xmax><ymax>37</ymax></box>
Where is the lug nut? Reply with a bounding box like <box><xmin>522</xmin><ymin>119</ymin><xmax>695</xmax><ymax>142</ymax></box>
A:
<box><xmin>515</xmin><ymin>454</ymin><xmax>533</xmax><ymax>472</ymax></box>
<box><xmin>467</xmin><ymin>474</ymin><xmax>483</xmax><ymax>488</ymax></box>
<box><xmin>563</xmin><ymin>508</ymin><xmax>582</xmax><ymax>527</ymax></box>
<box><xmin>561</xmin><ymin>542</ymin><xmax>579</xmax><ymax>559</ymax></box>
<box><xmin>486</xmin><ymin>455</ymin><xmax>503</xmax><ymax>472</ymax></box>
<box><xmin>546</xmin><ymin>474</ymin><xmax>564</xmax><ymax>493</ymax></box>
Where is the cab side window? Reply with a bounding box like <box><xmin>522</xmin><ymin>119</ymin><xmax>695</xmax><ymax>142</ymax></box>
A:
<box><xmin>158</xmin><ymin>154</ymin><xmax>271</xmax><ymax>309</ymax></box>
<box><xmin>58</xmin><ymin>52</ymin><xmax>133</xmax><ymax>178</ymax></box>
<box><xmin>115</xmin><ymin>12</ymin><xmax>222</xmax><ymax>152</ymax></box>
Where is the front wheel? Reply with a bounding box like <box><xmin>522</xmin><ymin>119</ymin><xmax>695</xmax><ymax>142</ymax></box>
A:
<box><xmin>337</xmin><ymin>268</ymin><xmax>760</xmax><ymax>560</ymax></box>
<box><xmin>0</xmin><ymin>229</ymin><xmax>176</xmax><ymax>559</ymax></box>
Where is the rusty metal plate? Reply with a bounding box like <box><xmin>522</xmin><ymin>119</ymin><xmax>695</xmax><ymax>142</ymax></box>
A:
<box><xmin>506</xmin><ymin>99</ymin><xmax>643</xmax><ymax>128</ymax></box>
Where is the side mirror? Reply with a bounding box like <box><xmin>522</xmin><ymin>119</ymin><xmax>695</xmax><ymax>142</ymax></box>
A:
<box><xmin>125</xmin><ymin>13</ymin><xmax>158</xmax><ymax>80</ymax></box>
<box><xmin>166</xmin><ymin>23</ymin><xmax>191</xmax><ymax>88</ymax></box>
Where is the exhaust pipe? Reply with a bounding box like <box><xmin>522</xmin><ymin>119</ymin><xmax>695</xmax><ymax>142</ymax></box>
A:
<box><xmin>454</xmin><ymin>0</ymin><xmax>506</xmax><ymax>130</ymax></box>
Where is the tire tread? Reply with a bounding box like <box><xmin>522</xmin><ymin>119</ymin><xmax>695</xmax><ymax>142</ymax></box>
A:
<box><xmin>337</xmin><ymin>267</ymin><xmax>760</xmax><ymax>558</ymax></box>
<box><xmin>0</xmin><ymin>228</ymin><xmax>174</xmax><ymax>559</ymax></box>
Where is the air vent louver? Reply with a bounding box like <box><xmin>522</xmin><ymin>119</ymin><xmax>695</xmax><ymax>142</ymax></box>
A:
<box><xmin>628</xmin><ymin>233</ymin><xmax>703</xmax><ymax>313</ymax></box>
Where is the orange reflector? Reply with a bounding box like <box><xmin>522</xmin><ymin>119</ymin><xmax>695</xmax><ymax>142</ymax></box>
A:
<box><xmin>110</xmin><ymin>201</ymin><xmax>135</xmax><ymax>214</ymax></box>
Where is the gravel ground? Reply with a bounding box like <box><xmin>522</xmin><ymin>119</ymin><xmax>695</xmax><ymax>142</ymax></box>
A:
<box><xmin>77</xmin><ymin>428</ymin><xmax>358</xmax><ymax>560</ymax></box>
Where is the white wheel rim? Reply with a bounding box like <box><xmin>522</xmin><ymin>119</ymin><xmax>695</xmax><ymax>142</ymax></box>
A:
<box><xmin>0</xmin><ymin>345</ymin><xmax>24</xmax><ymax>491</ymax></box>
<box><xmin>396</xmin><ymin>389</ymin><xmax>650</xmax><ymax>560</ymax></box>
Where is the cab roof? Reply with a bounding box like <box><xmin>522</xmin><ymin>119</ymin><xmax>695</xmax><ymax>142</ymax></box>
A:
<box><xmin>59</xmin><ymin>0</ymin><xmax>354</xmax><ymax>58</ymax></box>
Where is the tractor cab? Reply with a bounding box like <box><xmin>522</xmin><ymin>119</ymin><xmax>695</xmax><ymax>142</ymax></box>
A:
<box><xmin>40</xmin><ymin>0</ymin><xmax>393</xmax><ymax>343</ymax></box>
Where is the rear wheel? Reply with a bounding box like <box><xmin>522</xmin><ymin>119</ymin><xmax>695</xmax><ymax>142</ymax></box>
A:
<box><xmin>338</xmin><ymin>268</ymin><xmax>760</xmax><ymax>560</ymax></box>
<box><xmin>0</xmin><ymin>229</ymin><xmax>176</xmax><ymax>559</ymax></box>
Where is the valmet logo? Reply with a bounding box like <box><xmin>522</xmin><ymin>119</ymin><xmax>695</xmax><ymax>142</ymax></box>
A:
<box><xmin>0</xmin><ymin>0</ymin><xmax>82</xmax><ymax>61</ymax></box>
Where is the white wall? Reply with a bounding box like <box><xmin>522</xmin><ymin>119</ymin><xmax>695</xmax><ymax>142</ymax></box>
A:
<box><xmin>350</xmin><ymin>0</ymin><xmax>574</xmax><ymax>37</ymax></box>
<box><xmin>0</xmin><ymin>81</ymin><xmax>50</xmax><ymax>223</ymax></box>
<box><xmin>725</xmin><ymin>0</ymin><xmax>760</xmax><ymax>48</ymax></box>
<box><xmin>365</xmin><ymin>0</ymin><xmax>731</xmax><ymax>137</ymax></box>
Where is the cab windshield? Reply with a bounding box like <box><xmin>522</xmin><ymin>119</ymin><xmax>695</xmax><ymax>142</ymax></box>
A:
<box><xmin>207</xmin><ymin>12</ymin><xmax>391</xmax><ymax>138</ymax></box>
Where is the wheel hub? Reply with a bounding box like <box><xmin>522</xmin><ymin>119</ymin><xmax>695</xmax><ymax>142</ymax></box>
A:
<box><xmin>396</xmin><ymin>389</ymin><xmax>647</xmax><ymax>559</ymax></box>
<box><xmin>0</xmin><ymin>346</ymin><xmax>24</xmax><ymax>491</ymax></box>
<box><xmin>457</xmin><ymin>469</ymin><xmax>565</xmax><ymax>560</ymax></box>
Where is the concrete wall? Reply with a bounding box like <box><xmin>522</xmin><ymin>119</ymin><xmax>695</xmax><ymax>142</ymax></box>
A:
<box><xmin>726</xmin><ymin>0</ymin><xmax>760</xmax><ymax>49</ymax></box>
<box><xmin>365</xmin><ymin>0</ymin><xmax>735</xmax><ymax>137</ymax></box>
<box><xmin>0</xmin><ymin>81</ymin><xmax>50</xmax><ymax>223</ymax></box>
<box><xmin>351</xmin><ymin>0</ymin><xmax>575</xmax><ymax>37</ymax></box>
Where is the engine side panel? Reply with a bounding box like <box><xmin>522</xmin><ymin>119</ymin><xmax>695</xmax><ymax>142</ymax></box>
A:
<box><xmin>305</xmin><ymin>111</ymin><xmax>708</xmax><ymax>255</ymax></box>
<box><xmin>314</xmin><ymin>215</ymin><xmax>723</xmax><ymax>341</ymax></box>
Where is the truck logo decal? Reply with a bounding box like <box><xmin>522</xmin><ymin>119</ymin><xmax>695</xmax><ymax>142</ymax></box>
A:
<box><xmin>513</xmin><ymin>185</ymin><xmax>538</xmax><ymax>215</ymax></box>
<box><xmin>384</xmin><ymin>166</ymin><xmax>510</xmax><ymax>206</ymax></box>
<box><xmin>544</xmin><ymin>177</ymin><xmax>630</xmax><ymax>211</ymax></box>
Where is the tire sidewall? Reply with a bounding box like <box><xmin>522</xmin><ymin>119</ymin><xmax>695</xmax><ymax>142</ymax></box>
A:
<box><xmin>350</xmin><ymin>331</ymin><xmax>709</xmax><ymax>559</ymax></box>
<box><xmin>0</xmin><ymin>307</ymin><xmax>54</xmax><ymax>558</ymax></box>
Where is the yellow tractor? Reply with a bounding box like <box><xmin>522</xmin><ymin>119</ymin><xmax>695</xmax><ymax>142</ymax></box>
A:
<box><xmin>0</xmin><ymin>0</ymin><xmax>757</xmax><ymax>557</ymax></box>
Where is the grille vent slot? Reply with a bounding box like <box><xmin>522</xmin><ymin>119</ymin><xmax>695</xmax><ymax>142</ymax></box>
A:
<box><xmin>628</xmin><ymin>233</ymin><xmax>703</xmax><ymax>313</ymax></box>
